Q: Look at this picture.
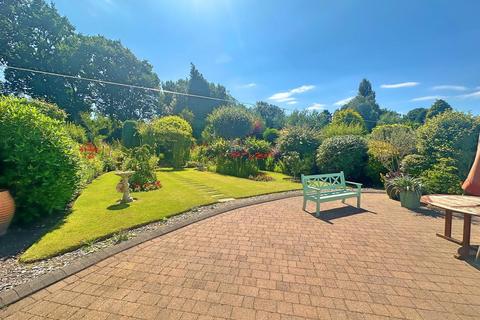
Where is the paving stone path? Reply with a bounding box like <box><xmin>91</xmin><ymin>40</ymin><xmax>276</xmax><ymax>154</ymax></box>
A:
<box><xmin>2</xmin><ymin>193</ymin><xmax>480</xmax><ymax>320</ymax></box>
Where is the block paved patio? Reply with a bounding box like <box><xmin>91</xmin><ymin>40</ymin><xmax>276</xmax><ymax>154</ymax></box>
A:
<box><xmin>2</xmin><ymin>193</ymin><xmax>480</xmax><ymax>320</ymax></box>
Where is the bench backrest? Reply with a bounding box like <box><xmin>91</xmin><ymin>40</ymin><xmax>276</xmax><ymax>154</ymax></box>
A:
<box><xmin>301</xmin><ymin>172</ymin><xmax>346</xmax><ymax>194</ymax></box>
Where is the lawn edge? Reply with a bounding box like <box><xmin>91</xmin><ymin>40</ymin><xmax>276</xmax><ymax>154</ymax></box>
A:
<box><xmin>0</xmin><ymin>189</ymin><xmax>384</xmax><ymax>308</ymax></box>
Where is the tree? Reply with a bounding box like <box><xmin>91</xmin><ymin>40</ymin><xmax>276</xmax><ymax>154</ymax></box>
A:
<box><xmin>426</xmin><ymin>99</ymin><xmax>452</xmax><ymax>119</ymax></box>
<box><xmin>286</xmin><ymin>109</ymin><xmax>331</xmax><ymax>130</ymax></box>
<box><xmin>332</xmin><ymin>109</ymin><xmax>366</xmax><ymax>128</ymax></box>
<box><xmin>405</xmin><ymin>107</ymin><xmax>427</xmax><ymax>124</ymax></box>
<box><xmin>0</xmin><ymin>1</ymin><xmax>162</xmax><ymax>121</ymax></box>
<box><xmin>342</xmin><ymin>79</ymin><xmax>381</xmax><ymax>131</ymax></box>
<box><xmin>253</xmin><ymin>101</ymin><xmax>285</xmax><ymax>129</ymax></box>
<box><xmin>377</xmin><ymin>110</ymin><xmax>403</xmax><ymax>125</ymax></box>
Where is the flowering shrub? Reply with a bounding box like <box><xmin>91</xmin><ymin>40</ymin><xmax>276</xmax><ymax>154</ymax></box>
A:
<box><xmin>79</xmin><ymin>143</ymin><xmax>99</xmax><ymax>159</ymax></box>
<box><xmin>131</xmin><ymin>180</ymin><xmax>162</xmax><ymax>192</ymax></box>
<box><xmin>123</xmin><ymin>145</ymin><xmax>161</xmax><ymax>192</ymax></box>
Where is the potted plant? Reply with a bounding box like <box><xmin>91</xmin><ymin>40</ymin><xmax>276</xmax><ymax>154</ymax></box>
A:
<box><xmin>390</xmin><ymin>175</ymin><xmax>423</xmax><ymax>209</ymax></box>
<box><xmin>0</xmin><ymin>189</ymin><xmax>15</xmax><ymax>236</ymax></box>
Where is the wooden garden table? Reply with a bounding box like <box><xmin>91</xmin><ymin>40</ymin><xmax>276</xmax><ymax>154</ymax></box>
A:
<box><xmin>421</xmin><ymin>194</ymin><xmax>480</xmax><ymax>260</ymax></box>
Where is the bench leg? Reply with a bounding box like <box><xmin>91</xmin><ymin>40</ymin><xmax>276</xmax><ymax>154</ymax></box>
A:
<box><xmin>341</xmin><ymin>198</ymin><xmax>346</xmax><ymax>204</ymax></box>
<box><xmin>357</xmin><ymin>195</ymin><xmax>361</xmax><ymax>208</ymax></box>
<box><xmin>315</xmin><ymin>201</ymin><xmax>320</xmax><ymax>217</ymax></box>
<box><xmin>302</xmin><ymin>198</ymin><xmax>307</xmax><ymax>211</ymax></box>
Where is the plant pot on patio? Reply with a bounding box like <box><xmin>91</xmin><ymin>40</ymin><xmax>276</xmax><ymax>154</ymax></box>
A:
<box><xmin>0</xmin><ymin>189</ymin><xmax>15</xmax><ymax>236</ymax></box>
<box><xmin>399</xmin><ymin>190</ymin><xmax>421</xmax><ymax>209</ymax></box>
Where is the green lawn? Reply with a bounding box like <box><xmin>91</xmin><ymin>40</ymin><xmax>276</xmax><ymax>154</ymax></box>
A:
<box><xmin>21</xmin><ymin>169</ymin><xmax>299</xmax><ymax>262</ymax></box>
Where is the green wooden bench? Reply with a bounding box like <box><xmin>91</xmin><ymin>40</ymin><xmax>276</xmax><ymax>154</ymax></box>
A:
<box><xmin>301</xmin><ymin>172</ymin><xmax>362</xmax><ymax>216</ymax></box>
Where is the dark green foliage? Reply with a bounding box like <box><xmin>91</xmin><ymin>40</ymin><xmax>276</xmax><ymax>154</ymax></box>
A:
<box><xmin>121</xmin><ymin>120</ymin><xmax>140</xmax><ymax>148</ymax></box>
<box><xmin>263</xmin><ymin>128</ymin><xmax>280</xmax><ymax>143</ymax></box>
<box><xmin>426</xmin><ymin>99</ymin><xmax>452</xmax><ymax>119</ymax></box>
<box><xmin>286</xmin><ymin>109</ymin><xmax>331</xmax><ymax>130</ymax></box>
<box><xmin>281</xmin><ymin>152</ymin><xmax>302</xmax><ymax>179</ymax></box>
<box><xmin>358</xmin><ymin>79</ymin><xmax>375</xmax><ymax>99</ymax></box>
<box><xmin>277</xmin><ymin>126</ymin><xmax>320</xmax><ymax>158</ymax></box>
<box><xmin>204</xmin><ymin>106</ymin><xmax>254</xmax><ymax>140</ymax></box>
<box><xmin>417</xmin><ymin>111</ymin><xmax>479</xmax><ymax>179</ymax></box>
<box><xmin>421</xmin><ymin>158</ymin><xmax>463</xmax><ymax>194</ymax></box>
<box><xmin>316</xmin><ymin>135</ymin><xmax>368</xmax><ymax>180</ymax></box>
<box><xmin>342</xmin><ymin>79</ymin><xmax>381</xmax><ymax>131</ymax></box>
<box><xmin>64</xmin><ymin>122</ymin><xmax>88</xmax><ymax>144</ymax></box>
<box><xmin>365</xmin><ymin>156</ymin><xmax>387</xmax><ymax>187</ymax></box>
<box><xmin>0</xmin><ymin>96</ymin><xmax>81</xmax><ymax>224</ymax></box>
<box><xmin>253</xmin><ymin>101</ymin><xmax>285</xmax><ymax>129</ymax></box>
<box><xmin>400</xmin><ymin>154</ymin><xmax>430</xmax><ymax>177</ymax></box>
<box><xmin>79</xmin><ymin>112</ymin><xmax>115</xmax><ymax>144</ymax></box>
<box><xmin>377</xmin><ymin>110</ymin><xmax>403</xmax><ymax>125</ymax></box>
<box><xmin>405</xmin><ymin>108</ymin><xmax>427</xmax><ymax>124</ymax></box>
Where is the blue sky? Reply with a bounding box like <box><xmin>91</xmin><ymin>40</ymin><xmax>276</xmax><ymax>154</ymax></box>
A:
<box><xmin>52</xmin><ymin>0</ymin><xmax>480</xmax><ymax>114</ymax></box>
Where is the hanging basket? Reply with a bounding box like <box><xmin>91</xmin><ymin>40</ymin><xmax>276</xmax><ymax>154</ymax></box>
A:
<box><xmin>0</xmin><ymin>189</ymin><xmax>15</xmax><ymax>236</ymax></box>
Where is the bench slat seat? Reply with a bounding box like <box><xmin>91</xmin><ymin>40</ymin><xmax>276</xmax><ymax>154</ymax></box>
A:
<box><xmin>301</xmin><ymin>172</ymin><xmax>362</xmax><ymax>217</ymax></box>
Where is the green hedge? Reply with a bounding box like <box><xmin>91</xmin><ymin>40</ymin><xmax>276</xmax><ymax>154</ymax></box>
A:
<box><xmin>0</xmin><ymin>97</ymin><xmax>81</xmax><ymax>224</ymax></box>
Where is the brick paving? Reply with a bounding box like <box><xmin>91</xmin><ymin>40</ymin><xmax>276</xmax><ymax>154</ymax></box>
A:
<box><xmin>2</xmin><ymin>193</ymin><xmax>480</xmax><ymax>320</ymax></box>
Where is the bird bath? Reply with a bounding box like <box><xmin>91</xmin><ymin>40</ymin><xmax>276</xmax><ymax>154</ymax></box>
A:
<box><xmin>115</xmin><ymin>171</ymin><xmax>135</xmax><ymax>203</ymax></box>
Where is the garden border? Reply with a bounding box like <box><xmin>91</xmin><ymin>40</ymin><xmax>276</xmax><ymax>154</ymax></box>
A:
<box><xmin>0</xmin><ymin>189</ymin><xmax>384</xmax><ymax>308</ymax></box>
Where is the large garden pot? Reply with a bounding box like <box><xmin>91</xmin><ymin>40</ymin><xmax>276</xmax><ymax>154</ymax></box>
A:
<box><xmin>0</xmin><ymin>189</ymin><xmax>15</xmax><ymax>236</ymax></box>
<box><xmin>399</xmin><ymin>190</ymin><xmax>420</xmax><ymax>209</ymax></box>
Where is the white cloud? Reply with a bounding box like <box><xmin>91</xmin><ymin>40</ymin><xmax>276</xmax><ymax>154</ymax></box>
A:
<box><xmin>333</xmin><ymin>96</ymin><xmax>354</xmax><ymax>106</ymax></box>
<box><xmin>306</xmin><ymin>103</ymin><xmax>326</xmax><ymax>111</ymax></box>
<box><xmin>286</xmin><ymin>101</ymin><xmax>298</xmax><ymax>105</ymax></box>
<box><xmin>432</xmin><ymin>85</ymin><xmax>467</xmax><ymax>91</ymax></box>
<box><xmin>268</xmin><ymin>85</ymin><xmax>315</xmax><ymax>103</ymax></box>
<box><xmin>380</xmin><ymin>82</ymin><xmax>419</xmax><ymax>89</ymax></box>
<box><xmin>239</xmin><ymin>83</ymin><xmax>256</xmax><ymax>88</ymax></box>
<box><xmin>459</xmin><ymin>91</ymin><xmax>480</xmax><ymax>99</ymax></box>
<box><xmin>410</xmin><ymin>95</ymin><xmax>445</xmax><ymax>102</ymax></box>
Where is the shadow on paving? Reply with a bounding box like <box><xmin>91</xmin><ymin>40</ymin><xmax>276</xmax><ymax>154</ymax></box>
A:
<box><xmin>304</xmin><ymin>205</ymin><xmax>373</xmax><ymax>224</ymax></box>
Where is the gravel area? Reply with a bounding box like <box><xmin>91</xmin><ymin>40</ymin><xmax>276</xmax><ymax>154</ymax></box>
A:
<box><xmin>0</xmin><ymin>190</ymin><xmax>305</xmax><ymax>293</ymax></box>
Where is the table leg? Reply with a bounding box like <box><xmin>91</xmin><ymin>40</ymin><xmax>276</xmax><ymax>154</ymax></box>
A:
<box><xmin>455</xmin><ymin>213</ymin><xmax>472</xmax><ymax>260</ymax></box>
<box><xmin>445</xmin><ymin>210</ymin><xmax>452</xmax><ymax>237</ymax></box>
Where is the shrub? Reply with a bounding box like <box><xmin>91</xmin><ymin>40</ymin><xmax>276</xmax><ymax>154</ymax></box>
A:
<box><xmin>123</xmin><ymin>145</ymin><xmax>160</xmax><ymax>192</ymax></box>
<box><xmin>400</xmin><ymin>154</ymin><xmax>430</xmax><ymax>177</ymax></box>
<box><xmin>27</xmin><ymin>99</ymin><xmax>68</xmax><ymax>121</ymax></box>
<box><xmin>316</xmin><ymin>135</ymin><xmax>368</xmax><ymax>180</ymax></box>
<box><xmin>320</xmin><ymin>123</ymin><xmax>365</xmax><ymax>141</ymax></box>
<box><xmin>421</xmin><ymin>158</ymin><xmax>463</xmax><ymax>194</ymax></box>
<box><xmin>121</xmin><ymin>120</ymin><xmax>141</xmax><ymax>148</ymax></box>
<box><xmin>263</xmin><ymin>128</ymin><xmax>280</xmax><ymax>143</ymax></box>
<box><xmin>332</xmin><ymin>109</ymin><xmax>366</xmax><ymax>129</ymax></box>
<box><xmin>365</xmin><ymin>156</ymin><xmax>387</xmax><ymax>187</ymax></box>
<box><xmin>368</xmin><ymin>124</ymin><xmax>416</xmax><ymax>172</ymax></box>
<box><xmin>426</xmin><ymin>99</ymin><xmax>452</xmax><ymax>120</ymax></box>
<box><xmin>0</xmin><ymin>97</ymin><xmax>81</xmax><ymax>224</ymax></box>
<box><xmin>64</xmin><ymin>122</ymin><xmax>87</xmax><ymax>143</ymax></box>
<box><xmin>204</xmin><ymin>106</ymin><xmax>254</xmax><ymax>140</ymax></box>
<box><xmin>141</xmin><ymin>116</ymin><xmax>193</xmax><ymax>169</ymax></box>
<box><xmin>417</xmin><ymin>111</ymin><xmax>480</xmax><ymax>178</ymax></box>
<box><xmin>278</xmin><ymin>126</ymin><xmax>320</xmax><ymax>157</ymax></box>
<box><xmin>281</xmin><ymin>152</ymin><xmax>302</xmax><ymax>179</ymax></box>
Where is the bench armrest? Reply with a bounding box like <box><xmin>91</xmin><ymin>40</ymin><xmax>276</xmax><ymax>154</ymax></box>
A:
<box><xmin>345</xmin><ymin>181</ymin><xmax>362</xmax><ymax>188</ymax></box>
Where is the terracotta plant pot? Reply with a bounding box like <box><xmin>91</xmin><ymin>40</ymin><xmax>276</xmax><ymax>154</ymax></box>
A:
<box><xmin>0</xmin><ymin>189</ymin><xmax>15</xmax><ymax>236</ymax></box>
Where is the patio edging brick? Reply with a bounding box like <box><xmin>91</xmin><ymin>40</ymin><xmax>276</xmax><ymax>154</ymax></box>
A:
<box><xmin>0</xmin><ymin>189</ymin><xmax>384</xmax><ymax>308</ymax></box>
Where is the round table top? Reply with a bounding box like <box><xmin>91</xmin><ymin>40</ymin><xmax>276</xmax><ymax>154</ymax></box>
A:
<box><xmin>421</xmin><ymin>194</ymin><xmax>480</xmax><ymax>216</ymax></box>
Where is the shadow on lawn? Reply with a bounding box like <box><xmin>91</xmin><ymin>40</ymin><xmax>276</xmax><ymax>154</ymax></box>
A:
<box><xmin>107</xmin><ymin>203</ymin><xmax>130</xmax><ymax>210</ymax></box>
<box><xmin>305</xmin><ymin>205</ymin><xmax>373</xmax><ymax>224</ymax></box>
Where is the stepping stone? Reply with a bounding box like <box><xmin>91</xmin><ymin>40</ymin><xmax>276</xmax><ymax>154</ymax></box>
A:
<box><xmin>217</xmin><ymin>198</ymin><xmax>235</xmax><ymax>202</ymax></box>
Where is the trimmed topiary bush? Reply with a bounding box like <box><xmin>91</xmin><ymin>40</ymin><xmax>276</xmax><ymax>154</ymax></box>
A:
<box><xmin>204</xmin><ymin>106</ymin><xmax>254</xmax><ymax>140</ymax></box>
<box><xmin>0</xmin><ymin>97</ymin><xmax>82</xmax><ymax>224</ymax></box>
<box><xmin>316</xmin><ymin>135</ymin><xmax>368</xmax><ymax>180</ymax></box>
<box><xmin>121</xmin><ymin>120</ymin><xmax>141</xmax><ymax>148</ymax></box>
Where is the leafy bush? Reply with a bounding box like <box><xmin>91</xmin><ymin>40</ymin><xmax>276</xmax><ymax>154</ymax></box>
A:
<box><xmin>332</xmin><ymin>109</ymin><xmax>365</xmax><ymax>129</ymax></box>
<box><xmin>281</xmin><ymin>152</ymin><xmax>314</xmax><ymax>179</ymax></box>
<box><xmin>316</xmin><ymin>135</ymin><xmax>368</xmax><ymax>180</ymax></box>
<box><xmin>141</xmin><ymin>116</ymin><xmax>193</xmax><ymax>169</ymax></box>
<box><xmin>123</xmin><ymin>145</ymin><xmax>160</xmax><ymax>192</ymax></box>
<box><xmin>421</xmin><ymin>158</ymin><xmax>463</xmax><ymax>194</ymax></box>
<box><xmin>263</xmin><ymin>128</ymin><xmax>280</xmax><ymax>143</ymax></box>
<box><xmin>204</xmin><ymin>106</ymin><xmax>254</xmax><ymax>140</ymax></box>
<box><xmin>0</xmin><ymin>96</ymin><xmax>81</xmax><ymax>224</ymax></box>
<box><xmin>64</xmin><ymin>122</ymin><xmax>87</xmax><ymax>143</ymax></box>
<box><xmin>400</xmin><ymin>154</ymin><xmax>430</xmax><ymax>177</ymax></box>
<box><xmin>364</xmin><ymin>156</ymin><xmax>387</xmax><ymax>187</ymax></box>
<box><xmin>320</xmin><ymin>123</ymin><xmax>365</xmax><ymax>140</ymax></box>
<box><xmin>368</xmin><ymin>124</ymin><xmax>416</xmax><ymax>172</ymax></box>
<box><xmin>253</xmin><ymin>101</ymin><xmax>285</xmax><ymax>129</ymax></box>
<box><xmin>426</xmin><ymin>99</ymin><xmax>452</xmax><ymax>120</ymax></box>
<box><xmin>417</xmin><ymin>111</ymin><xmax>480</xmax><ymax>178</ymax></box>
<box><xmin>121</xmin><ymin>120</ymin><xmax>141</xmax><ymax>148</ymax></box>
<box><xmin>278</xmin><ymin>126</ymin><xmax>320</xmax><ymax>157</ymax></box>
<box><xmin>27</xmin><ymin>99</ymin><xmax>68</xmax><ymax>121</ymax></box>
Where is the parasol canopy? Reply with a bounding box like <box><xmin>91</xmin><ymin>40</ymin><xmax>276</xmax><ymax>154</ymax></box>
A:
<box><xmin>462</xmin><ymin>133</ymin><xmax>480</xmax><ymax>196</ymax></box>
